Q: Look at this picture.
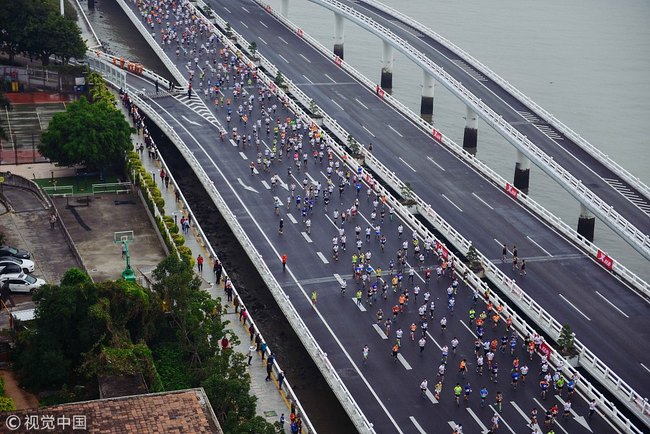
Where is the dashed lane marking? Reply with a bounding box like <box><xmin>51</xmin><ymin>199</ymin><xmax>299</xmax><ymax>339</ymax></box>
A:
<box><xmin>317</xmin><ymin>251</ymin><xmax>329</xmax><ymax>264</ymax></box>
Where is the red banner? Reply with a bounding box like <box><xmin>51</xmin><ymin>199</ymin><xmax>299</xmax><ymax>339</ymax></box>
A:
<box><xmin>334</xmin><ymin>55</ymin><xmax>342</xmax><ymax>66</ymax></box>
<box><xmin>596</xmin><ymin>249</ymin><xmax>614</xmax><ymax>271</ymax></box>
<box><xmin>432</xmin><ymin>129</ymin><xmax>442</xmax><ymax>142</ymax></box>
<box><xmin>539</xmin><ymin>341</ymin><xmax>552</xmax><ymax>359</ymax></box>
<box><xmin>265</xmin><ymin>5</ymin><xmax>272</xmax><ymax>12</ymax></box>
<box><xmin>435</xmin><ymin>241</ymin><xmax>449</xmax><ymax>260</ymax></box>
<box><xmin>296</xmin><ymin>28</ymin><xmax>304</xmax><ymax>38</ymax></box>
<box><xmin>376</xmin><ymin>85</ymin><xmax>385</xmax><ymax>99</ymax></box>
<box><xmin>505</xmin><ymin>182</ymin><xmax>518</xmax><ymax>199</ymax></box>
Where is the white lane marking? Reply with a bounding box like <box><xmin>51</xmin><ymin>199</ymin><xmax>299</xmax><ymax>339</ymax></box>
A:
<box><xmin>425</xmin><ymin>389</ymin><xmax>439</xmax><ymax>404</ymax></box>
<box><xmin>181</xmin><ymin>115</ymin><xmax>200</xmax><ymax>126</ymax></box>
<box><xmin>261</xmin><ymin>180</ymin><xmax>271</xmax><ymax>190</ymax></box>
<box><xmin>362</xmin><ymin>125</ymin><xmax>376</xmax><ymax>137</ymax></box>
<box><xmin>472</xmin><ymin>192</ymin><xmax>494</xmax><ymax>210</ymax></box>
<box><xmin>239</xmin><ymin>151</ymin><xmax>248</xmax><ymax>160</ymax></box>
<box><xmin>306</xmin><ymin>172</ymin><xmax>317</xmax><ymax>184</ymax></box>
<box><xmin>426</xmin><ymin>155</ymin><xmax>446</xmax><ymax>171</ymax></box>
<box><xmin>145</xmin><ymin>95</ymin><xmax>406</xmax><ymax>434</ymax></box>
<box><xmin>442</xmin><ymin>194</ymin><xmax>463</xmax><ymax>212</ymax></box>
<box><xmin>488</xmin><ymin>405</ymin><xmax>516</xmax><ymax>434</ymax></box>
<box><xmin>526</xmin><ymin>235</ymin><xmax>553</xmax><ymax>256</ymax></box>
<box><xmin>317</xmin><ymin>251</ymin><xmax>330</xmax><ymax>264</ymax></box>
<box><xmin>302</xmin><ymin>74</ymin><xmax>313</xmax><ymax>84</ymax></box>
<box><xmin>355</xmin><ymin>98</ymin><xmax>369</xmax><ymax>110</ymax></box>
<box><xmin>331</xmin><ymin>99</ymin><xmax>345</xmax><ymax>111</ymax></box>
<box><xmin>278</xmin><ymin>36</ymin><xmax>289</xmax><ymax>45</ymax></box>
<box><xmin>334</xmin><ymin>273</ymin><xmax>344</xmax><ymax>285</ymax></box>
<box><xmin>241</xmin><ymin>6</ymin><xmax>250</xmax><ymax>12</ymax></box>
<box><xmin>410</xmin><ymin>416</ymin><xmax>427</xmax><ymax>434</ymax></box>
<box><xmin>352</xmin><ymin>297</ymin><xmax>366</xmax><ymax>312</ymax></box>
<box><xmin>299</xmin><ymin>53</ymin><xmax>312</xmax><ymax>64</ymax></box>
<box><xmin>229</xmin><ymin>139</ymin><xmax>237</xmax><ymax>147</ymax></box>
<box><xmin>397</xmin><ymin>353</ymin><xmax>412</xmax><ymax>370</ymax></box>
<box><xmin>324</xmin><ymin>73</ymin><xmax>336</xmax><ymax>83</ymax></box>
<box><xmin>286</xmin><ymin>213</ymin><xmax>298</xmax><ymax>224</ymax></box>
<box><xmin>559</xmin><ymin>294</ymin><xmax>592</xmax><ymax>321</ymax></box>
<box><xmin>533</xmin><ymin>399</ymin><xmax>570</xmax><ymax>434</ymax></box>
<box><xmin>388</xmin><ymin>124</ymin><xmax>403</xmax><ymax>137</ymax></box>
<box><xmin>278</xmin><ymin>54</ymin><xmax>290</xmax><ymax>64</ymax></box>
<box><xmin>595</xmin><ymin>290</ymin><xmax>630</xmax><ymax>318</ymax></box>
<box><xmin>458</xmin><ymin>319</ymin><xmax>478</xmax><ymax>339</ymax></box>
<box><xmin>259</xmin><ymin>36</ymin><xmax>268</xmax><ymax>45</ymax></box>
<box><xmin>236</xmin><ymin>178</ymin><xmax>259</xmax><ymax>193</ymax></box>
<box><xmin>556</xmin><ymin>396</ymin><xmax>593</xmax><ymax>432</ymax></box>
<box><xmin>641</xmin><ymin>363</ymin><xmax>650</xmax><ymax>374</ymax></box>
<box><xmin>240</xmin><ymin>20</ymin><xmax>248</xmax><ymax>29</ymax></box>
<box><xmin>466</xmin><ymin>408</ymin><xmax>490</xmax><ymax>434</ymax></box>
<box><xmin>373</xmin><ymin>323</ymin><xmax>388</xmax><ymax>339</ymax></box>
<box><xmin>511</xmin><ymin>401</ymin><xmax>541</xmax><ymax>432</ymax></box>
<box><xmin>301</xmin><ymin>232</ymin><xmax>313</xmax><ymax>243</ymax></box>
<box><xmin>259</xmin><ymin>20</ymin><xmax>268</xmax><ymax>28</ymax></box>
<box><xmin>425</xmin><ymin>331</ymin><xmax>443</xmax><ymax>351</ymax></box>
<box><xmin>223</xmin><ymin>6</ymin><xmax>231</xmax><ymax>13</ymax></box>
<box><xmin>398</xmin><ymin>156</ymin><xmax>417</xmax><ymax>172</ymax></box>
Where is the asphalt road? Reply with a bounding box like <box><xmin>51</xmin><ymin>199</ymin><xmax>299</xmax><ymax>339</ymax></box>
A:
<box><xmin>205</xmin><ymin>0</ymin><xmax>650</xmax><ymax>399</ymax></box>
<box><xmin>343</xmin><ymin>0</ymin><xmax>650</xmax><ymax>241</ymax></box>
<box><xmin>116</xmin><ymin>6</ymin><xmax>626</xmax><ymax>432</ymax></box>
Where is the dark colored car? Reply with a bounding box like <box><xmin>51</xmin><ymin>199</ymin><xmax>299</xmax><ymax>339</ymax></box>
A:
<box><xmin>0</xmin><ymin>263</ymin><xmax>22</xmax><ymax>275</ymax></box>
<box><xmin>0</xmin><ymin>246</ymin><xmax>31</xmax><ymax>260</ymax></box>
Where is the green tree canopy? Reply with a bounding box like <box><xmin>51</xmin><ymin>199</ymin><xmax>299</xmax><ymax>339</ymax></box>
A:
<box><xmin>25</xmin><ymin>12</ymin><xmax>86</xmax><ymax>65</ymax></box>
<box><xmin>39</xmin><ymin>97</ymin><xmax>134</xmax><ymax>170</ymax></box>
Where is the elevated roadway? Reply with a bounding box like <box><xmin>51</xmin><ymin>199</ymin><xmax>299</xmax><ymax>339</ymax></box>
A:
<box><xmin>205</xmin><ymin>0</ymin><xmax>650</xmax><ymax>405</ymax></box>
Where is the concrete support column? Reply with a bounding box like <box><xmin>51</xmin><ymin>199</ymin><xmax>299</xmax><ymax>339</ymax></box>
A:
<box><xmin>420</xmin><ymin>71</ymin><xmax>435</xmax><ymax>121</ymax></box>
<box><xmin>463</xmin><ymin>106</ymin><xmax>478</xmax><ymax>154</ymax></box>
<box><xmin>281</xmin><ymin>0</ymin><xmax>289</xmax><ymax>17</ymax></box>
<box><xmin>577</xmin><ymin>204</ymin><xmax>596</xmax><ymax>242</ymax></box>
<box><xmin>513</xmin><ymin>149</ymin><xmax>531</xmax><ymax>193</ymax></box>
<box><xmin>380</xmin><ymin>41</ymin><xmax>394</xmax><ymax>91</ymax></box>
<box><xmin>333</xmin><ymin>13</ymin><xmax>345</xmax><ymax>59</ymax></box>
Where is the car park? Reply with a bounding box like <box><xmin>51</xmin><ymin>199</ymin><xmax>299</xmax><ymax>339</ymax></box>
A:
<box><xmin>0</xmin><ymin>245</ymin><xmax>31</xmax><ymax>260</ymax></box>
<box><xmin>0</xmin><ymin>273</ymin><xmax>46</xmax><ymax>294</ymax></box>
<box><xmin>0</xmin><ymin>257</ymin><xmax>35</xmax><ymax>273</ymax></box>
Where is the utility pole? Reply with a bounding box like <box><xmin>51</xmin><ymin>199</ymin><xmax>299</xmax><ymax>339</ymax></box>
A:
<box><xmin>60</xmin><ymin>0</ymin><xmax>64</xmax><ymax>16</ymax></box>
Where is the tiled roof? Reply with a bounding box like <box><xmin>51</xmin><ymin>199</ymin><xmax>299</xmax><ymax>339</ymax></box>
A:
<box><xmin>0</xmin><ymin>388</ymin><xmax>223</xmax><ymax>434</ymax></box>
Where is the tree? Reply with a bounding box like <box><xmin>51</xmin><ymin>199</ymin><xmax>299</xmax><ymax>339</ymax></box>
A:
<box><xmin>25</xmin><ymin>12</ymin><xmax>86</xmax><ymax>65</ymax></box>
<box><xmin>248</xmin><ymin>41</ymin><xmax>258</xmax><ymax>57</ymax></box>
<box><xmin>466</xmin><ymin>244</ymin><xmax>482</xmax><ymax>272</ymax></box>
<box><xmin>347</xmin><ymin>134</ymin><xmax>360</xmax><ymax>156</ymax></box>
<box><xmin>274</xmin><ymin>71</ymin><xmax>286</xmax><ymax>88</ymax></box>
<box><xmin>0</xmin><ymin>93</ymin><xmax>10</xmax><ymax>141</ymax></box>
<box><xmin>400</xmin><ymin>181</ymin><xmax>415</xmax><ymax>205</ymax></box>
<box><xmin>39</xmin><ymin>97</ymin><xmax>135</xmax><ymax>171</ymax></box>
<box><xmin>558</xmin><ymin>324</ymin><xmax>576</xmax><ymax>356</ymax></box>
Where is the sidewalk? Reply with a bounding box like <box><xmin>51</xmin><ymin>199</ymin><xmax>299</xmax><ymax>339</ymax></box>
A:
<box><xmin>131</xmin><ymin>127</ymin><xmax>292</xmax><ymax>431</ymax></box>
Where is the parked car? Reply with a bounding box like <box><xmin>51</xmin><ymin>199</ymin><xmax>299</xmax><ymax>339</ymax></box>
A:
<box><xmin>0</xmin><ymin>257</ymin><xmax>35</xmax><ymax>273</ymax></box>
<box><xmin>0</xmin><ymin>264</ymin><xmax>23</xmax><ymax>275</ymax></box>
<box><xmin>0</xmin><ymin>273</ymin><xmax>46</xmax><ymax>294</ymax></box>
<box><xmin>0</xmin><ymin>246</ymin><xmax>31</xmax><ymax>260</ymax></box>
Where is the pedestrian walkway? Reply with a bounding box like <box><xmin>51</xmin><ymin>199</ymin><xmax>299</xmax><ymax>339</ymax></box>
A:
<box><xmin>129</xmin><ymin>116</ymin><xmax>292</xmax><ymax>431</ymax></box>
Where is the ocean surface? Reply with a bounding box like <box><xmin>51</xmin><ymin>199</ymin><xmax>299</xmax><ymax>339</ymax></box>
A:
<box><xmin>83</xmin><ymin>0</ymin><xmax>650</xmax><ymax>278</ymax></box>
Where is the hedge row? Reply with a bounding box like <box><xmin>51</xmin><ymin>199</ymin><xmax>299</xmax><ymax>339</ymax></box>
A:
<box><xmin>87</xmin><ymin>72</ymin><xmax>117</xmax><ymax>106</ymax></box>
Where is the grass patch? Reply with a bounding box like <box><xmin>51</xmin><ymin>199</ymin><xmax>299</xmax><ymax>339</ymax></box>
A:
<box><xmin>34</xmin><ymin>174</ymin><xmax>121</xmax><ymax>195</ymax></box>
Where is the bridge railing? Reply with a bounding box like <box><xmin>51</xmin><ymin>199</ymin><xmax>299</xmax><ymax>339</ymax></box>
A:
<box><xmin>307</xmin><ymin>0</ymin><xmax>650</xmax><ymax>261</ymax></box>
<box><xmin>87</xmin><ymin>50</ymin><xmax>172</xmax><ymax>92</ymax></box>
<box><xmin>358</xmin><ymin>0</ymin><xmax>650</xmax><ymax>203</ymax></box>
<box><xmin>114</xmin><ymin>0</ymin><xmax>188</xmax><ymax>88</ymax></box>
<box><xmin>247</xmin><ymin>2</ymin><xmax>649</xmax><ymax>429</ymax></box>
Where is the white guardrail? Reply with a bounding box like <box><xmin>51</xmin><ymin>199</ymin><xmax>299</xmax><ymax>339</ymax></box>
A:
<box><xmin>359</xmin><ymin>0</ymin><xmax>650</xmax><ymax>203</ymax></box>
<box><xmin>105</xmin><ymin>2</ymin><xmax>648</xmax><ymax>431</ymax></box>
<box><xmin>233</xmin><ymin>2</ymin><xmax>649</xmax><ymax>430</ymax></box>
<box><xmin>306</xmin><ymin>0</ymin><xmax>650</xmax><ymax>262</ymax></box>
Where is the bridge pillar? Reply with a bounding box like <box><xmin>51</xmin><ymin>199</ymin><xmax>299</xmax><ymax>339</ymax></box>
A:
<box><xmin>420</xmin><ymin>71</ymin><xmax>435</xmax><ymax>122</ymax></box>
<box><xmin>577</xmin><ymin>204</ymin><xmax>596</xmax><ymax>242</ymax></box>
<box><xmin>334</xmin><ymin>13</ymin><xmax>345</xmax><ymax>59</ymax></box>
<box><xmin>513</xmin><ymin>149</ymin><xmax>531</xmax><ymax>193</ymax></box>
<box><xmin>281</xmin><ymin>0</ymin><xmax>289</xmax><ymax>17</ymax></box>
<box><xmin>463</xmin><ymin>106</ymin><xmax>478</xmax><ymax>154</ymax></box>
<box><xmin>380</xmin><ymin>41</ymin><xmax>394</xmax><ymax>91</ymax></box>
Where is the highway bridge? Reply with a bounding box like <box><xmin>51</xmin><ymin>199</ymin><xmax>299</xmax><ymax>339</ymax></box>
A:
<box><xmin>277</xmin><ymin>0</ymin><xmax>650</xmax><ymax>263</ymax></box>
<box><xmin>90</xmin><ymin>0</ymin><xmax>649</xmax><ymax>431</ymax></box>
